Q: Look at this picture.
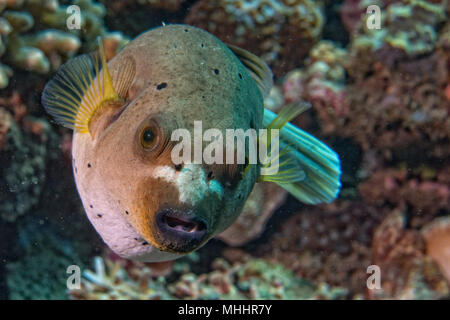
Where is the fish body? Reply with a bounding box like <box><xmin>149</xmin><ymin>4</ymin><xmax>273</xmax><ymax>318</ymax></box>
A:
<box><xmin>42</xmin><ymin>25</ymin><xmax>341</xmax><ymax>262</ymax></box>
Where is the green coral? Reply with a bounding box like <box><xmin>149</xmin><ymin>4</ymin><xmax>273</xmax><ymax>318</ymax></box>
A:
<box><xmin>6</xmin><ymin>217</ymin><xmax>87</xmax><ymax>300</ymax></box>
<box><xmin>71</xmin><ymin>256</ymin><xmax>348</xmax><ymax>300</ymax></box>
<box><xmin>354</xmin><ymin>0</ymin><xmax>447</xmax><ymax>56</ymax></box>
<box><xmin>0</xmin><ymin>115</ymin><xmax>58</xmax><ymax>222</ymax></box>
<box><xmin>0</xmin><ymin>0</ymin><xmax>129</xmax><ymax>88</ymax></box>
<box><xmin>70</xmin><ymin>256</ymin><xmax>173</xmax><ymax>300</ymax></box>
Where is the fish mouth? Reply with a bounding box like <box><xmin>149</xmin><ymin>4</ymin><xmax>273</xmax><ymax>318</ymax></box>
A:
<box><xmin>153</xmin><ymin>208</ymin><xmax>209</xmax><ymax>253</ymax></box>
<box><xmin>162</xmin><ymin>215</ymin><xmax>205</xmax><ymax>233</ymax></box>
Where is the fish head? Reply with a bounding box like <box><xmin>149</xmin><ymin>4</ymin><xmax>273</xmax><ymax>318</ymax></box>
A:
<box><xmin>90</xmin><ymin>25</ymin><xmax>263</xmax><ymax>255</ymax></box>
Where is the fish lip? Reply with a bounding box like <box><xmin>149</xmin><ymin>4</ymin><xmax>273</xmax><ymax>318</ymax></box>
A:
<box><xmin>154</xmin><ymin>208</ymin><xmax>209</xmax><ymax>253</ymax></box>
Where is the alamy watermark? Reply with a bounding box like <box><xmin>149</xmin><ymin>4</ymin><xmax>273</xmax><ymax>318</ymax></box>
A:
<box><xmin>366</xmin><ymin>5</ymin><xmax>382</xmax><ymax>30</ymax></box>
<box><xmin>66</xmin><ymin>5</ymin><xmax>81</xmax><ymax>30</ymax></box>
<box><xmin>366</xmin><ymin>265</ymin><xmax>382</xmax><ymax>290</ymax></box>
<box><xmin>170</xmin><ymin>121</ymin><xmax>281</xmax><ymax>176</ymax></box>
<box><xmin>66</xmin><ymin>265</ymin><xmax>81</xmax><ymax>290</ymax></box>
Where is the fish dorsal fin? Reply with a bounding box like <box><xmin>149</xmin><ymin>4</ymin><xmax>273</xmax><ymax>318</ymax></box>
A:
<box><xmin>112</xmin><ymin>55</ymin><xmax>136</xmax><ymax>100</ymax></box>
<box><xmin>227</xmin><ymin>43</ymin><xmax>273</xmax><ymax>98</ymax></box>
<box><xmin>41</xmin><ymin>38</ymin><xmax>122</xmax><ymax>134</ymax></box>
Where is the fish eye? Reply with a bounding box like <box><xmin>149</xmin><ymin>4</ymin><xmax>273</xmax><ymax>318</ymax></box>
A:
<box><xmin>143</xmin><ymin>128</ymin><xmax>155</xmax><ymax>143</ymax></box>
<box><xmin>140</xmin><ymin>125</ymin><xmax>158</xmax><ymax>149</ymax></box>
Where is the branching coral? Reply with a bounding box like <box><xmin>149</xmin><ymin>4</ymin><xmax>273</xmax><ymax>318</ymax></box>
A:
<box><xmin>185</xmin><ymin>0</ymin><xmax>325</xmax><ymax>76</ymax></box>
<box><xmin>70</xmin><ymin>256</ymin><xmax>172</xmax><ymax>300</ymax></box>
<box><xmin>71</xmin><ymin>255</ymin><xmax>347</xmax><ymax>300</ymax></box>
<box><xmin>0</xmin><ymin>0</ymin><xmax>128</xmax><ymax>88</ymax></box>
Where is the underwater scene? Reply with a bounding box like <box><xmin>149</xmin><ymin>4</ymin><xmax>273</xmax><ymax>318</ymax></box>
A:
<box><xmin>0</xmin><ymin>0</ymin><xmax>449</xmax><ymax>301</ymax></box>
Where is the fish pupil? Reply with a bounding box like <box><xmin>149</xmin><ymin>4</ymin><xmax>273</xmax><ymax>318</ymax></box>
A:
<box><xmin>143</xmin><ymin>129</ymin><xmax>155</xmax><ymax>143</ymax></box>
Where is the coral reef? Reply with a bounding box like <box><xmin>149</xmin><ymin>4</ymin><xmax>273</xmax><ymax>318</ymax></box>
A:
<box><xmin>359</xmin><ymin>166</ymin><xmax>450</xmax><ymax>228</ymax></box>
<box><xmin>70</xmin><ymin>254</ymin><xmax>348</xmax><ymax>300</ymax></box>
<box><xmin>339</xmin><ymin>0</ymin><xmax>449</xmax><ymax>161</ymax></box>
<box><xmin>370</xmin><ymin>210</ymin><xmax>449</xmax><ymax>299</ymax></box>
<box><xmin>0</xmin><ymin>92</ymin><xmax>58</xmax><ymax>222</ymax></box>
<box><xmin>137</xmin><ymin>0</ymin><xmax>186</xmax><ymax>12</ymax></box>
<box><xmin>70</xmin><ymin>256</ymin><xmax>172</xmax><ymax>300</ymax></box>
<box><xmin>421</xmin><ymin>217</ymin><xmax>450</xmax><ymax>283</ymax></box>
<box><xmin>278</xmin><ymin>0</ymin><xmax>450</xmax><ymax>162</ymax></box>
<box><xmin>6</xmin><ymin>216</ymin><xmax>88</xmax><ymax>299</ymax></box>
<box><xmin>0</xmin><ymin>106</ymin><xmax>12</xmax><ymax>149</ymax></box>
<box><xmin>217</xmin><ymin>182</ymin><xmax>287</xmax><ymax>246</ymax></box>
<box><xmin>282</xmin><ymin>40</ymin><xmax>348</xmax><ymax>133</ymax></box>
<box><xmin>185</xmin><ymin>0</ymin><xmax>325</xmax><ymax>76</ymax></box>
<box><xmin>255</xmin><ymin>201</ymin><xmax>385</xmax><ymax>298</ymax></box>
<box><xmin>1</xmin><ymin>0</ymin><xmax>449</xmax><ymax>300</ymax></box>
<box><xmin>0</xmin><ymin>0</ymin><xmax>128</xmax><ymax>88</ymax></box>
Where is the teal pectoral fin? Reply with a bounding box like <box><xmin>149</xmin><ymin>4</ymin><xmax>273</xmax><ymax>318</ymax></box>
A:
<box><xmin>260</xmin><ymin>103</ymin><xmax>341</xmax><ymax>205</ymax></box>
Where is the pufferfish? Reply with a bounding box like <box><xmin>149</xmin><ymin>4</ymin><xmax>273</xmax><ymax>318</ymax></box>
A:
<box><xmin>41</xmin><ymin>25</ymin><xmax>341</xmax><ymax>262</ymax></box>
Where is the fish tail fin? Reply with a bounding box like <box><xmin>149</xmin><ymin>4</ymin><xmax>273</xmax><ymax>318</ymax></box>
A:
<box><xmin>260</xmin><ymin>102</ymin><xmax>341</xmax><ymax>205</ymax></box>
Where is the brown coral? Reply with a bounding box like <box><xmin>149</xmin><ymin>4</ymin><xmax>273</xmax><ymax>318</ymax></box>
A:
<box><xmin>256</xmin><ymin>201</ymin><xmax>387</xmax><ymax>297</ymax></box>
<box><xmin>281</xmin><ymin>40</ymin><xmax>348</xmax><ymax>134</ymax></box>
<box><xmin>370</xmin><ymin>210</ymin><xmax>449</xmax><ymax>299</ymax></box>
<box><xmin>422</xmin><ymin>217</ymin><xmax>450</xmax><ymax>283</ymax></box>
<box><xmin>0</xmin><ymin>107</ymin><xmax>12</xmax><ymax>150</ymax></box>
<box><xmin>217</xmin><ymin>182</ymin><xmax>287</xmax><ymax>246</ymax></box>
<box><xmin>334</xmin><ymin>0</ymin><xmax>450</xmax><ymax>161</ymax></box>
<box><xmin>359</xmin><ymin>166</ymin><xmax>450</xmax><ymax>228</ymax></box>
<box><xmin>185</xmin><ymin>0</ymin><xmax>324</xmax><ymax>77</ymax></box>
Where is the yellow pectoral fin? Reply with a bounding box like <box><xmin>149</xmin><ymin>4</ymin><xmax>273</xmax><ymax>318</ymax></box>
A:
<box><xmin>41</xmin><ymin>38</ymin><xmax>134</xmax><ymax>135</ymax></box>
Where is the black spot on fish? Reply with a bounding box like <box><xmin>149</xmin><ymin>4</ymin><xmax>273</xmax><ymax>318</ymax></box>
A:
<box><xmin>238</xmin><ymin>73</ymin><xmax>243</xmax><ymax>79</ymax></box>
<box><xmin>157</xmin><ymin>83</ymin><xmax>167</xmax><ymax>90</ymax></box>
<box><xmin>125</xmin><ymin>210</ymin><xmax>129</xmax><ymax>215</ymax></box>
<box><xmin>97</xmin><ymin>214</ymin><xmax>102</xmax><ymax>218</ymax></box>
<box><xmin>134</xmin><ymin>238</ymin><xmax>139</xmax><ymax>241</ymax></box>
<box><xmin>90</xmin><ymin>205</ymin><xmax>93</xmax><ymax>209</ymax></box>
<box><xmin>184</xmin><ymin>29</ymin><xmax>189</xmax><ymax>32</ymax></box>
<box><xmin>202</xmin><ymin>95</ymin><xmax>206</xmax><ymax>99</ymax></box>
<box><xmin>214</xmin><ymin>69</ymin><xmax>219</xmax><ymax>75</ymax></box>
<box><xmin>142</xmin><ymin>241</ymin><xmax>148</xmax><ymax>245</ymax></box>
<box><xmin>87</xmin><ymin>163</ymin><xmax>92</xmax><ymax>168</ymax></box>
<box><xmin>207</xmin><ymin>171</ymin><xmax>213</xmax><ymax>180</ymax></box>
<box><xmin>175</xmin><ymin>164</ymin><xmax>183</xmax><ymax>171</ymax></box>
<box><xmin>238</xmin><ymin>193</ymin><xmax>242</xmax><ymax>199</ymax></box>
<box><xmin>201</xmin><ymin>43</ymin><xmax>205</xmax><ymax>48</ymax></box>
